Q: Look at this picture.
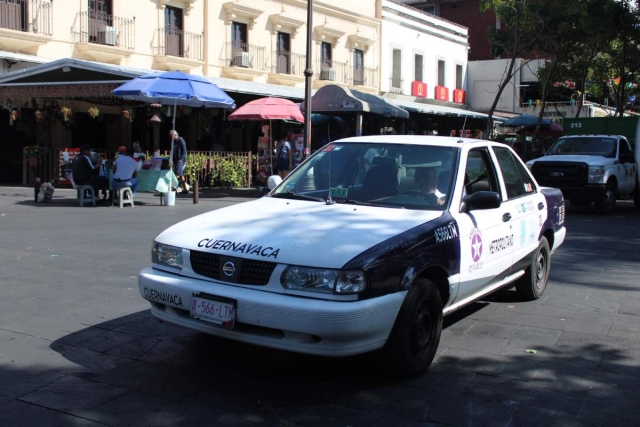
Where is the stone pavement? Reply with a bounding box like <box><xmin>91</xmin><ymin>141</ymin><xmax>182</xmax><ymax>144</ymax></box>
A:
<box><xmin>0</xmin><ymin>186</ymin><xmax>639</xmax><ymax>427</ymax></box>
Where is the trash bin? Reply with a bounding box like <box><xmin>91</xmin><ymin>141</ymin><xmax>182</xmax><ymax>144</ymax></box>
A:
<box><xmin>163</xmin><ymin>191</ymin><xmax>176</xmax><ymax>206</ymax></box>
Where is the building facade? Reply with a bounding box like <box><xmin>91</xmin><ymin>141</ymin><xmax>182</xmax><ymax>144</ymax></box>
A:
<box><xmin>0</xmin><ymin>0</ymin><xmax>382</xmax><ymax>93</ymax></box>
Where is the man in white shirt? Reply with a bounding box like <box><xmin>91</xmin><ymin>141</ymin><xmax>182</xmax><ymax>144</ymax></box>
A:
<box><xmin>113</xmin><ymin>147</ymin><xmax>139</xmax><ymax>197</ymax></box>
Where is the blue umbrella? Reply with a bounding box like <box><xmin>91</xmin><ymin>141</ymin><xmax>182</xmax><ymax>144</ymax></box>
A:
<box><xmin>112</xmin><ymin>71</ymin><xmax>235</xmax><ymax>165</ymax></box>
<box><xmin>501</xmin><ymin>114</ymin><xmax>551</xmax><ymax>127</ymax></box>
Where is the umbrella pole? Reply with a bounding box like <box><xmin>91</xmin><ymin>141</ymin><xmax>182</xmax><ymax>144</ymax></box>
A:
<box><xmin>269</xmin><ymin>119</ymin><xmax>273</xmax><ymax>176</ymax></box>
<box><xmin>169</xmin><ymin>99</ymin><xmax>177</xmax><ymax>170</ymax></box>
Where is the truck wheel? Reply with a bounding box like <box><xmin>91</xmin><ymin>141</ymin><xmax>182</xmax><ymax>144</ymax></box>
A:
<box><xmin>515</xmin><ymin>237</ymin><xmax>550</xmax><ymax>300</ymax></box>
<box><xmin>634</xmin><ymin>183</ymin><xmax>640</xmax><ymax>209</ymax></box>
<box><xmin>595</xmin><ymin>181</ymin><xmax>616</xmax><ymax>215</ymax></box>
<box><xmin>384</xmin><ymin>278</ymin><xmax>442</xmax><ymax>378</ymax></box>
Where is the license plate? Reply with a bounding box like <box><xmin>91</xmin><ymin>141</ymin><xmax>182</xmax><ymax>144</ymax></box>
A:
<box><xmin>190</xmin><ymin>294</ymin><xmax>236</xmax><ymax>329</ymax></box>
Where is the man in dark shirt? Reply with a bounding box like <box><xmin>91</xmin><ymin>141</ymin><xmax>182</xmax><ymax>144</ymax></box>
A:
<box><xmin>170</xmin><ymin>130</ymin><xmax>189</xmax><ymax>192</ymax></box>
<box><xmin>71</xmin><ymin>144</ymin><xmax>109</xmax><ymax>200</ymax></box>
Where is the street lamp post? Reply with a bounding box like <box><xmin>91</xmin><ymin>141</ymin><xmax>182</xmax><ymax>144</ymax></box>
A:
<box><xmin>303</xmin><ymin>0</ymin><xmax>313</xmax><ymax>159</ymax></box>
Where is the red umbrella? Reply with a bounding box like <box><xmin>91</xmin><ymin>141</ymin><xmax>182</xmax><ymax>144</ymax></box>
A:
<box><xmin>228</xmin><ymin>97</ymin><xmax>304</xmax><ymax>122</ymax></box>
<box><xmin>227</xmin><ymin>97</ymin><xmax>304</xmax><ymax>176</ymax></box>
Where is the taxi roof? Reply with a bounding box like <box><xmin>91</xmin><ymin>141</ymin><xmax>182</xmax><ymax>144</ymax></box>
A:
<box><xmin>334</xmin><ymin>135</ymin><xmax>497</xmax><ymax>148</ymax></box>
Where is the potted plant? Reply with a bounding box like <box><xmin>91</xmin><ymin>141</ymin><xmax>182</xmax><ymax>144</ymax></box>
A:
<box><xmin>88</xmin><ymin>107</ymin><xmax>100</xmax><ymax>119</ymax></box>
<box><xmin>24</xmin><ymin>146</ymin><xmax>40</xmax><ymax>166</ymax></box>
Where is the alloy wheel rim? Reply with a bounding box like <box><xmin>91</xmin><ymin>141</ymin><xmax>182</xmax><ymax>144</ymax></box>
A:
<box><xmin>535</xmin><ymin>249</ymin><xmax>547</xmax><ymax>290</ymax></box>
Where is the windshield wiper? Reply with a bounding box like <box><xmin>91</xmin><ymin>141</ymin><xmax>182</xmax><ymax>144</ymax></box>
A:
<box><xmin>337</xmin><ymin>199</ymin><xmax>404</xmax><ymax>209</ymax></box>
<box><xmin>271</xmin><ymin>192</ymin><xmax>325</xmax><ymax>202</ymax></box>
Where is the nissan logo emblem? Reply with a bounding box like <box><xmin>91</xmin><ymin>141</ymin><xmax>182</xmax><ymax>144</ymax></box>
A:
<box><xmin>550</xmin><ymin>172</ymin><xmax>564</xmax><ymax>177</ymax></box>
<box><xmin>222</xmin><ymin>261</ymin><xmax>236</xmax><ymax>277</ymax></box>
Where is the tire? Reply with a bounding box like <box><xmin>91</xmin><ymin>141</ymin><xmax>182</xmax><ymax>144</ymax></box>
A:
<box><xmin>634</xmin><ymin>183</ymin><xmax>640</xmax><ymax>209</ymax></box>
<box><xmin>515</xmin><ymin>237</ymin><xmax>551</xmax><ymax>300</ymax></box>
<box><xmin>595</xmin><ymin>181</ymin><xmax>616</xmax><ymax>215</ymax></box>
<box><xmin>384</xmin><ymin>278</ymin><xmax>442</xmax><ymax>378</ymax></box>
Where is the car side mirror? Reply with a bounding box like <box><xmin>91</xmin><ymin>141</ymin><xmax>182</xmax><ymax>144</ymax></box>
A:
<box><xmin>267</xmin><ymin>175</ymin><xmax>282</xmax><ymax>190</ymax></box>
<box><xmin>460</xmin><ymin>191</ymin><xmax>502</xmax><ymax>213</ymax></box>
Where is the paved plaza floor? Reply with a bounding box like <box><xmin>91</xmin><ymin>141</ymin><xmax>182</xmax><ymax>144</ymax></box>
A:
<box><xmin>1</xmin><ymin>186</ymin><xmax>639</xmax><ymax>426</ymax></box>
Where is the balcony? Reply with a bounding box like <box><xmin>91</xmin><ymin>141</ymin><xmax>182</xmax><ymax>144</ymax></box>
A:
<box><xmin>351</xmin><ymin>66</ymin><xmax>378</xmax><ymax>93</ymax></box>
<box><xmin>389</xmin><ymin>77</ymin><xmax>403</xmax><ymax>94</ymax></box>
<box><xmin>72</xmin><ymin>11</ymin><xmax>134</xmax><ymax>63</ymax></box>
<box><xmin>153</xmin><ymin>27</ymin><xmax>204</xmax><ymax>71</ymax></box>
<box><xmin>314</xmin><ymin>59</ymin><xmax>348</xmax><ymax>88</ymax></box>
<box><xmin>222</xmin><ymin>41</ymin><xmax>266</xmax><ymax>81</ymax></box>
<box><xmin>0</xmin><ymin>0</ymin><xmax>52</xmax><ymax>54</ymax></box>
<box><xmin>267</xmin><ymin>50</ymin><xmax>305</xmax><ymax>86</ymax></box>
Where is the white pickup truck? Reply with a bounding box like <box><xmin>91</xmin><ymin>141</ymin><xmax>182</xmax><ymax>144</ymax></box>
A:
<box><xmin>527</xmin><ymin>135</ymin><xmax>639</xmax><ymax>214</ymax></box>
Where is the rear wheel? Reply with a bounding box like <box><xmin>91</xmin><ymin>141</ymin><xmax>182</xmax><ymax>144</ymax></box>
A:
<box><xmin>384</xmin><ymin>278</ymin><xmax>442</xmax><ymax>378</ymax></box>
<box><xmin>595</xmin><ymin>181</ymin><xmax>616</xmax><ymax>215</ymax></box>
<box><xmin>515</xmin><ymin>237</ymin><xmax>551</xmax><ymax>300</ymax></box>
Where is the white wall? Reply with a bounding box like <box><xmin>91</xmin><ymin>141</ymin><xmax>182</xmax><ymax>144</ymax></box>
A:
<box><xmin>467</xmin><ymin>58</ymin><xmax>520</xmax><ymax>112</ymax></box>
<box><xmin>380</xmin><ymin>0</ymin><xmax>468</xmax><ymax>101</ymax></box>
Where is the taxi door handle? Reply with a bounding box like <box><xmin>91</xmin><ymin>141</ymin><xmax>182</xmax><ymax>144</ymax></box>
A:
<box><xmin>538</xmin><ymin>202</ymin><xmax>545</xmax><ymax>210</ymax></box>
<box><xmin>502</xmin><ymin>213</ymin><xmax>512</xmax><ymax>222</ymax></box>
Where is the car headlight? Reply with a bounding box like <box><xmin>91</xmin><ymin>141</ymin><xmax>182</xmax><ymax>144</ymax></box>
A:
<box><xmin>152</xmin><ymin>242</ymin><xmax>183</xmax><ymax>269</ymax></box>
<box><xmin>281</xmin><ymin>266</ymin><xmax>367</xmax><ymax>294</ymax></box>
<box><xmin>588</xmin><ymin>166</ymin><xmax>605</xmax><ymax>184</ymax></box>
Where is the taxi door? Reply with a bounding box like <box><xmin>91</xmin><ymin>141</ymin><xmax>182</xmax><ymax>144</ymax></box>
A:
<box><xmin>452</xmin><ymin>148</ymin><xmax>514</xmax><ymax>304</ymax></box>
<box><xmin>491</xmin><ymin>146</ymin><xmax>547</xmax><ymax>271</ymax></box>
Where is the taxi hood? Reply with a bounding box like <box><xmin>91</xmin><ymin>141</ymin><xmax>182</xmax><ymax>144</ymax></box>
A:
<box><xmin>155</xmin><ymin>197</ymin><xmax>443</xmax><ymax>269</ymax></box>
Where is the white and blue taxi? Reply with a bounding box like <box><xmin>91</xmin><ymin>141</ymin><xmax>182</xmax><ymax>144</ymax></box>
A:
<box><xmin>139</xmin><ymin>136</ymin><xmax>566</xmax><ymax>377</ymax></box>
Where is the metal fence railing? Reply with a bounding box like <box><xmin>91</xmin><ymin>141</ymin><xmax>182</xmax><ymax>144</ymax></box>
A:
<box><xmin>352</xmin><ymin>66</ymin><xmax>377</xmax><ymax>88</ymax></box>
<box><xmin>154</xmin><ymin>27</ymin><xmax>203</xmax><ymax>61</ymax></box>
<box><xmin>0</xmin><ymin>0</ymin><xmax>52</xmax><ymax>35</ymax></box>
<box><xmin>223</xmin><ymin>41</ymin><xmax>266</xmax><ymax>71</ymax></box>
<box><xmin>72</xmin><ymin>11</ymin><xmax>135</xmax><ymax>50</ymax></box>
<box><xmin>389</xmin><ymin>77</ymin><xmax>403</xmax><ymax>94</ymax></box>
<box><xmin>270</xmin><ymin>50</ymin><xmax>305</xmax><ymax>76</ymax></box>
<box><xmin>316</xmin><ymin>59</ymin><xmax>349</xmax><ymax>84</ymax></box>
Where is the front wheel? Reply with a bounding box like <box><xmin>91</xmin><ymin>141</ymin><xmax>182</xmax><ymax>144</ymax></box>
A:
<box><xmin>595</xmin><ymin>181</ymin><xmax>616</xmax><ymax>214</ymax></box>
<box><xmin>515</xmin><ymin>237</ymin><xmax>551</xmax><ymax>300</ymax></box>
<box><xmin>384</xmin><ymin>278</ymin><xmax>442</xmax><ymax>378</ymax></box>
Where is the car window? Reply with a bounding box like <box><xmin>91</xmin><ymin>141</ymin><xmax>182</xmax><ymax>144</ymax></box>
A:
<box><xmin>619</xmin><ymin>139</ymin><xmax>629</xmax><ymax>156</ymax></box>
<box><xmin>493</xmin><ymin>146</ymin><xmax>536</xmax><ymax>199</ymax></box>
<box><xmin>463</xmin><ymin>149</ymin><xmax>499</xmax><ymax>196</ymax></box>
<box><xmin>547</xmin><ymin>137</ymin><xmax>617</xmax><ymax>157</ymax></box>
<box><xmin>273</xmin><ymin>142</ymin><xmax>458</xmax><ymax>210</ymax></box>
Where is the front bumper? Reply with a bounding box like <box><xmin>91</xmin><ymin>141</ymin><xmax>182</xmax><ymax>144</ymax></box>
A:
<box><xmin>138</xmin><ymin>267</ymin><xmax>406</xmax><ymax>357</ymax></box>
<box><xmin>558</xmin><ymin>184</ymin><xmax>605</xmax><ymax>200</ymax></box>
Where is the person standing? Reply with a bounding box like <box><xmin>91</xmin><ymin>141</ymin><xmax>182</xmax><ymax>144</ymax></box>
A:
<box><xmin>275</xmin><ymin>131</ymin><xmax>293</xmax><ymax>179</ymax></box>
<box><xmin>71</xmin><ymin>144</ymin><xmax>109</xmax><ymax>200</ymax></box>
<box><xmin>113</xmin><ymin>146</ymin><xmax>140</xmax><ymax>198</ymax></box>
<box><xmin>170</xmin><ymin>130</ymin><xmax>189</xmax><ymax>192</ymax></box>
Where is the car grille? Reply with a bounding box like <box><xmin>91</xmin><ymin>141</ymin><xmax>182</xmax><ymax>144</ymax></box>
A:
<box><xmin>189</xmin><ymin>250</ymin><xmax>276</xmax><ymax>285</ymax></box>
<box><xmin>532</xmin><ymin>161</ymin><xmax>588</xmax><ymax>188</ymax></box>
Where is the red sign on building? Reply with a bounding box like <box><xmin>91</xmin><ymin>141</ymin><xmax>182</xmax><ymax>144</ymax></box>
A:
<box><xmin>434</xmin><ymin>86</ymin><xmax>449</xmax><ymax>101</ymax></box>
<box><xmin>411</xmin><ymin>81</ymin><xmax>427</xmax><ymax>98</ymax></box>
<box><xmin>454</xmin><ymin>89</ymin><xmax>466</xmax><ymax>104</ymax></box>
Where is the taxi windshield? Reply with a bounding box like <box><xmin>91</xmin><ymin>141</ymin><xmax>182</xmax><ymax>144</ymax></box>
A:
<box><xmin>271</xmin><ymin>142</ymin><xmax>458</xmax><ymax>210</ymax></box>
<box><xmin>547</xmin><ymin>137</ymin><xmax>617</xmax><ymax>158</ymax></box>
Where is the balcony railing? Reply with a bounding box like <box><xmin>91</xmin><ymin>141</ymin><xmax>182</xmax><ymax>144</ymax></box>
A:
<box><xmin>0</xmin><ymin>0</ymin><xmax>52</xmax><ymax>35</ymax></box>
<box><xmin>270</xmin><ymin>50</ymin><xmax>305</xmax><ymax>76</ymax></box>
<box><xmin>72</xmin><ymin>11</ymin><xmax>135</xmax><ymax>50</ymax></box>
<box><xmin>316</xmin><ymin>59</ymin><xmax>349</xmax><ymax>84</ymax></box>
<box><xmin>154</xmin><ymin>27</ymin><xmax>203</xmax><ymax>61</ymax></box>
<box><xmin>224</xmin><ymin>41</ymin><xmax>266</xmax><ymax>71</ymax></box>
<box><xmin>352</xmin><ymin>66</ymin><xmax>377</xmax><ymax>87</ymax></box>
<box><xmin>389</xmin><ymin>77</ymin><xmax>403</xmax><ymax>94</ymax></box>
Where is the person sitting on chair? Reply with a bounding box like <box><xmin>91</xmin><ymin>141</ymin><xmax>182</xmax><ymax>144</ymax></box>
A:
<box><xmin>113</xmin><ymin>146</ymin><xmax>139</xmax><ymax>198</ymax></box>
<box><xmin>414</xmin><ymin>167</ymin><xmax>444</xmax><ymax>206</ymax></box>
<box><xmin>71</xmin><ymin>144</ymin><xmax>109</xmax><ymax>200</ymax></box>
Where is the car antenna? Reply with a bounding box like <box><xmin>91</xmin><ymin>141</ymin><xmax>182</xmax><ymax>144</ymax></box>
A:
<box><xmin>461</xmin><ymin>115</ymin><xmax>468</xmax><ymax>137</ymax></box>
<box><xmin>326</xmin><ymin>145</ymin><xmax>335</xmax><ymax>205</ymax></box>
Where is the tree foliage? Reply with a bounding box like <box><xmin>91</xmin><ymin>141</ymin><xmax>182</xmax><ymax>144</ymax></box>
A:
<box><xmin>482</xmin><ymin>0</ymin><xmax>640</xmax><ymax>145</ymax></box>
